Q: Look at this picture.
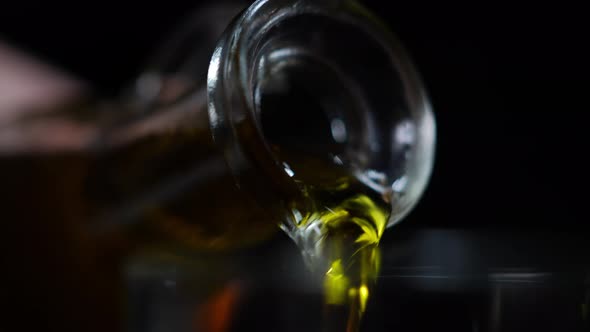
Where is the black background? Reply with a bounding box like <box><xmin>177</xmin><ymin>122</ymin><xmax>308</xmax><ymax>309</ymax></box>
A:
<box><xmin>0</xmin><ymin>0</ymin><xmax>587</xmax><ymax>230</ymax></box>
<box><xmin>1</xmin><ymin>3</ymin><xmax>589</xmax><ymax>332</ymax></box>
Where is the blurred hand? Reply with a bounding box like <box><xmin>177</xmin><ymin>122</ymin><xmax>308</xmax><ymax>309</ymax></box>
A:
<box><xmin>0</xmin><ymin>42</ymin><xmax>85</xmax><ymax>121</ymax></box>
<box><xmin>0</xmin><ymin>41</ymin><xmax>124</xmax><ymax>332</ymax></box>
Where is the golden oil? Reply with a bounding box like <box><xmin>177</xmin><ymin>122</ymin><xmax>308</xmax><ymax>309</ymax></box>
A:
<box><xmin>272</xmin><ymin>147</ymin><xmax>391</xmax><ymax>332</ymax></box>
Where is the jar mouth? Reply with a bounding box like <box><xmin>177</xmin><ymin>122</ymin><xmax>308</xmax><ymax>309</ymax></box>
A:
<box><xmin>208</xmin><ymin>0</ymin><xmax>436</xmax><ymax>226</ymax></box>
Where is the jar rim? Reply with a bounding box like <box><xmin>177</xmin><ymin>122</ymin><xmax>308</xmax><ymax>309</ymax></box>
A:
<box><xmin>207</xmin><ymin>0</ymin><xmax>436</xmax><ymax>227</ymax></box>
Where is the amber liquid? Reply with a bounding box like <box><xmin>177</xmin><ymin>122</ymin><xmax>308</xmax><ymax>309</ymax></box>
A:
<box><xmin>1</xmin><ymin>101</ymin><xmax>284</xmax><ymax>331</ymax></box>
<box><xmin>0</xmin><ymin>103</ymin><xmax>279</xmax><ymax>253</ymax></box>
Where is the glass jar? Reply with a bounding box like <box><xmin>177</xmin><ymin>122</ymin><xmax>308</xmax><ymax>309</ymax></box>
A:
<box><xmin>1</xmin><ymin>0</ymin><xmax>435</xmax><ymax>331</ymax></box>
<box><xmin>2</xmin><ymin>0</ymin><xmax>434</xmax><ymax>257</ymax></box>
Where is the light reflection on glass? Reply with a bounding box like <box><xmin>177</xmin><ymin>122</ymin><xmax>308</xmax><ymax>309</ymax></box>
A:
<box><xmin>330</xmin><ymin>118</ymin><xmax>347</xmax><ymax>143</ymax></box>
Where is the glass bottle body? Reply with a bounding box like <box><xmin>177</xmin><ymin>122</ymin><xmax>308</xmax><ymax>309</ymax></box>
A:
<box><xmin>2</xmin><ymin>0</ymin><xmax>436</xmax><ymax>331</ymax></box>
